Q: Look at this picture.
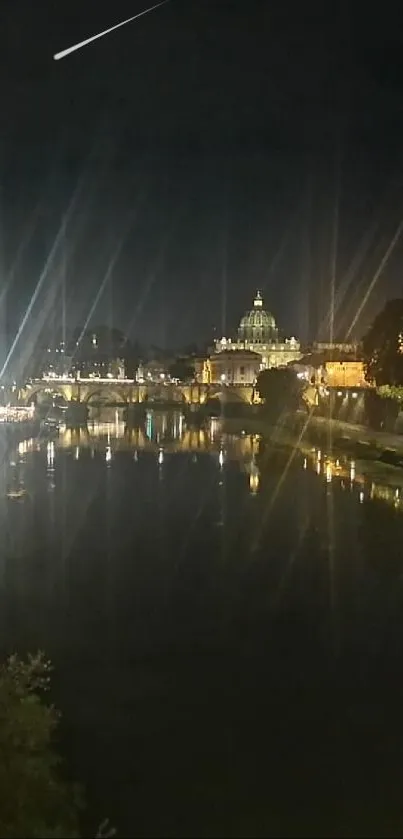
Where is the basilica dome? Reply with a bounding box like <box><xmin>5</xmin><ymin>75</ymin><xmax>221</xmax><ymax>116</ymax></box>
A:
<box><xmin>237</xmin><ymin>291</ymin><xmax>278</xmax><ymax>345</ymax></box>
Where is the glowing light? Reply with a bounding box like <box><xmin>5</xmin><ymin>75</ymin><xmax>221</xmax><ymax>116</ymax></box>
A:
<box><xmin>53</xmin><ymin>1</ymin><xmax>170</xmax><ymax>60</ymax></box>
<box><xmin>359</xmin><ymin>491</ymin><xmax>364</xmax><ymax>503</ymax></box>
<box><xmin>47</xmin><ymin>441</ymin><xmax>55</xmax><ymax>468</ymax></box>
<box><xmin>219</xmin><ymin>449</ymin><xmax>225</xmax><ymax>467</ymax></box>
<box><xmin>249</xmin><ymin>472</ymin><xmax>260</xmax><ymax>494</ymax></box>
<box><xmin>106</xmin><ymin>446</ymin><xmax>112</xmax><ymax>463</ymax></box>
<box><xmin>74</xmin><ymin>447</ymin><xmax>80</xmax><ymax>460</ymax></box>
<box><xmin>158</xmin><ymin>448</ymin><xmax>164</xmax><ymax>465</ymax></box>
<box><xmin>326</xmin><ymin>463</ymin><xmax>332</xmax><ymax>483</ymax></box>
<box><xmin>350</xmin><ymin>460</ymin><xmax>356</xmax><ymax>482</ymax></box>
<box><xmin>303</xmin><ymin>457</ymin><xmax>307</xmax><ymax>469</ymax></box>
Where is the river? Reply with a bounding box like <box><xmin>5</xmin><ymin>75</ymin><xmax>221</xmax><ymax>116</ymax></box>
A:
<box><xmin>1</xmin><ymin>409</ymin><xmax>403</xmax><ymax>837</ymax></box>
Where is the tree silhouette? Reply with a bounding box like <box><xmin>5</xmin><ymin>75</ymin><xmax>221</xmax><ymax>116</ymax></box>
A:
<box><xmin>256</xmin><ymin>367</ymin><xmax>304</xmax><ymax>417</ymax></box>
<box><xmin>362</xmin><ymin>299</ymin><xmax>403</xmax><ymax>387</ymax></box>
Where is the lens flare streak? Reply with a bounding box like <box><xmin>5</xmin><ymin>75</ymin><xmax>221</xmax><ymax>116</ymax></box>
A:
<box><xmin>53</xmin><ymin>1</ymin><xmax>170</xmax><ymax>61</ymax></box>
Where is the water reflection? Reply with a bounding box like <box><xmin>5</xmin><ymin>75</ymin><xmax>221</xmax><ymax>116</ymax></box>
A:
<box><xmin>3</xmin><ymin>411</ymin><xmax>403</xmax><ymax>515</ymax></box>
<box><xmin>302</xmin><ymin>444</ymin><xmax>403</xmax><ymax>513</ymax></box>
<box><xmin>2</xmin><ymin>409</ymin><xmax>403</xmax><ymax>837</ymax></box>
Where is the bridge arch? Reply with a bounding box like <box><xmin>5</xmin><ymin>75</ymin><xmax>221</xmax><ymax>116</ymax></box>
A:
<box><xmin>83</xmin><ymin>387</ymin><xmax>128</xmax><ymax>405</ymax></box>
<box><xmin>20</xmin><ymin>385</ymin><xmax>72</xmax><ymax>406</ymax></box>
<box><xmin>207</xmin><ymin>386</ymin><xmax>253</xmax><ymax>404</ymax></box>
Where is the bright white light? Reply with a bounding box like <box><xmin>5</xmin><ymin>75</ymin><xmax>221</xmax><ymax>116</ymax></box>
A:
<box><xmin>359</xmin><ymin>491</ymin><xmax>364</xmax><ymax>503</ymax></box>
<box><xmin>219</xmin><ymin>449</ymin><xmax>224</xmax><ymax>467</ymax></box>
<box><xmin>106</xmin><ymin>445</ymin><xmax>112</xmax><ymax>463</ymax></box>
<box><xmin>53</xmin><ymin>1</ymin><xmax>170</xmax><ymax>60</ymax></box>
<box><xmin>220</xmin><ymin>373</ymin><xmax>226</xmax><ymax>382</ymax></box>
<box><xmin>158</xmin><ymin>448</ymin><xmax>164</xmax><ymax>465</ymax></box>
<box><xmin>47</xmin><ymin>441</ymin><xmax>55</xmax><ymax>468</ymax></box>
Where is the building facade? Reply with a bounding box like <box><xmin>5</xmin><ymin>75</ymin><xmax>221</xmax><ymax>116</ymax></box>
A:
<box><xmin>293</xmin><ymin>343</ymin><xmax>368</xmax><ymax>390</ymax></box>
<box><xmin>204</xmin><ymin>350</ymin><xmax>262</xmax><ymax>385</ymax></box>
<box><xmin>214</xmin><ymin>291</ymin><xmax>301</xmax><ymax>369</ymax></box>
<box><xmin>323</xmin><ymin>360</ymin><xmax>368</xmax><ymax>389</ymax></box>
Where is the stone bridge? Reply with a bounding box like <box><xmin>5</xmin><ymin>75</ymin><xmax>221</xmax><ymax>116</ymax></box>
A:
<box><xmin>19</xmin><ymin>377</ymin><xmax>257</xmax><ymax>406</ymax></box>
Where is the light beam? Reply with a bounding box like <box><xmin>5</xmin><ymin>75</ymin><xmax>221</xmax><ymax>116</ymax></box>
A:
<box><xmin>53</xmin><ymin>0</ymin><xmax>170</xmax><ymax>61</ymax></box>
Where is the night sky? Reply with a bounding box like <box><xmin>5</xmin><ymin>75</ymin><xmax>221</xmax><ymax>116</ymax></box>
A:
<box><xmin>2</xmin><ymin>0</ymin><xmax>403</xmax><ymax>354</ymax></box>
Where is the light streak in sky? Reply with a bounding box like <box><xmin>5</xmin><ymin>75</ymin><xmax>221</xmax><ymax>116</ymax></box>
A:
<box><xmin>53</xmin><ymin>0</ymin><xmax>170</xmax><ymax>61</ymax></box>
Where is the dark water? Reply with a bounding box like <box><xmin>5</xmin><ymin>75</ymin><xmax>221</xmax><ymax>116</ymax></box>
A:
<box><xmin>1</xmin><ymin>411</ymin><xmax>403</xmax><ymax>837</ymax></box>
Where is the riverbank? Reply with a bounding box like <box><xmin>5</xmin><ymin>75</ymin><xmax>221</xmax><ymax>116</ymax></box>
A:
<box><xmin>221</xmin><ymin>410</ymin><xmax>403</xmax><ymax>456</ymax></box>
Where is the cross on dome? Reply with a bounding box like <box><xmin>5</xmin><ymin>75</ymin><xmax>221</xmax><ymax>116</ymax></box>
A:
<box><xmin>254</xmin><ymin>290</ymin><xmax>263</xmax><ymax>308</ymax></box>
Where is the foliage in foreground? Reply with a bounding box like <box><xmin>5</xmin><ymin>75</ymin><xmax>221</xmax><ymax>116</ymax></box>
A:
<box><xmin>0</xmin><ymin>652</ymin><xmax>81</xmax><ymax>838</ymax></box>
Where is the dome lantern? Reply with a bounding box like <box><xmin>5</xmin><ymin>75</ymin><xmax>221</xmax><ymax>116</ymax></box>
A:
<box><xmin>237</xmin><ymin>291</ymin><xmax>278</xmax><ymax>345</ymax></box>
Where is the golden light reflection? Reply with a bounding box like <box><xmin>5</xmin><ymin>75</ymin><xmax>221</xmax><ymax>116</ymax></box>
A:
<box><xmin>303</xmin><ymin>447</ymin><xmax>403</xmax><ymax>513</ymax></box>
<box><xmin>11</xmin><ymin>410</ymin><xmax>403</xmax><ymax>515</ymax></box>
<box><xmin>249</xmin><ymin>472</ymin><xmax>260</xmax><ymax>494</ymax></box>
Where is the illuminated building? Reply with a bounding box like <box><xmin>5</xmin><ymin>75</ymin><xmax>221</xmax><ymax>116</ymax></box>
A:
<box><xmin>204</xmin><ymin>350</ymin><xmax>262</xmax><ymax>385</ymax></box>
<box><xmin>323</xmin><ymin>359</ymin><xmax>368</xmax><ymax>389</ymax></box>
<box><xmin>293</xmin><ymin>340</ymin><xmax>368</xmax><ymax>390</ymax></box>
<box><xmin>214</xmin><ymin>291</ymin><xmax>301</xmax><ymax>369</ymax></box>
<box><xmin>72</xmin><ymin>357</ymin><xmax>126</xmax><ymax>379</ymax></box>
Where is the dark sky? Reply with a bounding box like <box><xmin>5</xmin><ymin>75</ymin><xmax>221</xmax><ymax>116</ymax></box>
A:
<box><xmin>2</xmin><ymin>0</ymin><xmax>403</xmax><ymax>355</ymax></box>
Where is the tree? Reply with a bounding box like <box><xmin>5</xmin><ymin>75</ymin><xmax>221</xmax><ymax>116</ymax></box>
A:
<box><xmin>0</xmin><ymin>652</ymin><xmax>81</xmax><ymax>838</ymax></box>
<box><xmin>362</xmin><ymin>299</ymin><xmax>403</xmax><ymax>387</ymax></box>
<box><xmin>256</xmin><ymin>367</ymin><xmax>304</xmax><ymax>416</ymax></box>
<box><xmin>168</xmin><ymin>360</ymin><xmax>195</xmax><ymax>382</ymax></box>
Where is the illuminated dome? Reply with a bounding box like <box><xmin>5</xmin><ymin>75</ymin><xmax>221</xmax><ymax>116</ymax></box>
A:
<box><xmin>238</xmin><ymin>291</ymin><xmax>278</xmax><ymax>344</ymax></box>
